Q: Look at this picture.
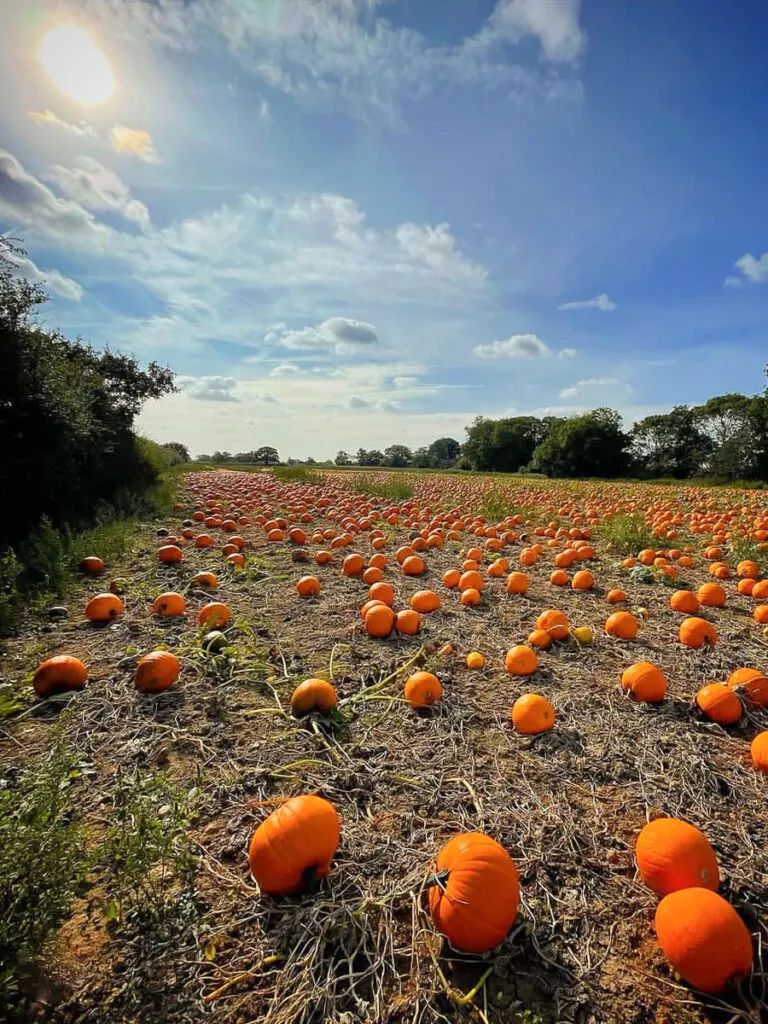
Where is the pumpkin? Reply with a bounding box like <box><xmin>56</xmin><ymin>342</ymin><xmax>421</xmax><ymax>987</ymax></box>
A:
<box><xmin>528</xmin><ymin>628</ymin><xmax>552</xmax><ymax>648</ymax></box>
<box><xmin>290</xmin><ymin>678</ymin><xmax>337</xmax><ymax>716</ymax></box>
<box><xmin>442</xmin><ymin>569</ymin><xmax>461</xmax><ymax>589</ymax></box>
<box><xmin>572</xmin><ymin>569</ymin><xmax>594</xmax><ymax>590</ymax></box>
<box><xmin>606</xmin><ymin>588</ymin><xmax>627</xmax><ymax>604</ymax></box>
<box><xmin>738</xmin><ymin>578</ymin><xmax>756</xmax><ymax>596</ymax></box>
<box><xmin>411</xmin><ymin>590</ymin><xmax>440</xmax><ymax>613</ymax></box>
<box><xmin>428</xmin><ymin>833</ymin><xmax>519</xmax><ymax>953</ymax></box>
<box><xmin>195</xmin><ymin>534</ymin><xmax>214</xmax><ymax>548</ymax></box>
<box><xmin>404</xmin><ymin>671</ymin><xmax>442</xmax><ymax>708</ymax></box>
<box><xmin>549</xmin><ymin>569</ymin><xmax>569</xmax><ymax>586</ymax></box>
<box><xmin>679</xmin><ymin>616</ymin><xmax>717</xmax><ymax>648</ymax></box>
<box><xmin>505</xmin><ymin>572</ymin><xmax>529</xmax><ymax>594</ymax></box>
<box><xmin>654</xmin><ymin>888</ymin><xmax>752</xmax><ymax>993</ymax></box>
<box><xmin>193</xmin><ymin>571</ymin><xmax>218</xmax><ymax>588</ymax></box>
<box><xmin>751</xmin><ymin>579</ymin><xmax>768</xmax><ymax>599</ymax></box>
<box><xmin>361</xmin><ymin>599</ymin><xmax>386</xmax><ymax>620</ymax></box>
<box><xmin>198</xmin><ymin>601</ymin><xmax>230</xmax><ymax>628</ymax></box>
<box><xmin>33</xmin><ymin>655</ymin><xmax>88</xmax><ymax>698</ymax></box>
<box><xmin>753</xmin><ymin>605</ymin><xmax>768</xmax><ymax>624</ymax></box>
<box><xmin>248</xmin><ymin>795</ymin><xmax>340</xmax><ymax>895</ymax></box>
<box><xmin>737</xmin><ymin>560</ymin><xmax>759</xmax><ymax>579</ymax></box>
<box><xmin>696</xmin><ymin>683</ymin><xmax>742</xmax><ymax>724</ymax></box>
<box><xmin>152</xmin><ymin>591</ymin><xmax>186</xmax><ymax>617</ymax></box>
<box><xmin>85</xmin><ymin>593</ymin><xmax>124</xmax><ymax>623</ymax></box>
<box><xmin>296</xmin><ymin>576</ymin><xmax>322</xmax><ymax>598</ymax></box>
<box><xmin>362</xmin><ymin>566</ymin><xmax>383</xmax><ymax>585</ymax></box>
<box><xmin>395</xmin><ymin>609</ymin><xmax>421</xmax><ymax>635</ymax></box>
<box><xmin>364</xmin><ymin>604</ymin><xmax>396</xmax><ymax>637</ymax></box>
<box><xmin>727</xmin><ymin>667</ymin><xmax>768</xmax><ymax>707</ymax></box>
<box><xmin>669</xmin><ymin>590</ymin><xmax>699</xmax><ymax>613</ymax></box>
<box><xmin>571</xmin><ymin>625</ymin><xmax>593</xmax><ymax>644</ymax></box>
<box><xmin>157</xmin><ymin>544</ymin><xmax>183</xmax><ymax>563</ymax></box>
<box><xmin>135</xmin><ymin>650</ymin><xmax>180</xmax><ymax>692</ymax></box>
<box><xmin>315</xmin><ymin>550</ymin><xmax>332</xmax><ymax>565</ymax></box>
<box><xmin>697</xmin><ymin>582</ymin><xmax>726</xmax><ymax>608</ymax></box>
<box><xmin>621</xmin><ymin>662</ymin><xmax>667</xmax><ymax>703</ymax></box>
<box><xmin>750</xmin><ymin>731</ymin><xmax>768</xmax><ymax>772</ymax></box>
<box><xmin>369</xmin><ymin>581</ymin><xmax>395</xmax><ymax>606</ymax></box>
<box><xmin>605</xmin><ymin>611</ymin><xmax>638</xmax><ymax>640</ymax></box>
<box><xmin>535</xmin><ymin>609</ymin><xmax>570</xmax><ymax>641</ymax></box>
<box><xmin>80</xmin><ymin>556</ymin><xmax>104</xmax><ymax>574</ymax></box>
<box><xmin>342</xmin><ymin>553</ymin><xmax>365</xmax><ymax>577</ymax></box>
<box><xmin>504</xmin><ymin>645</ymin><xmax>538</xmax><ymax>676</ymax></box>
<box><xmin>511</xmin><ymin>693</ymin><xmax>555</xmax><ymax>734</ymax></box>
<box><xmin>635</xmin><ymin>818</ymin><xmax>719</xmax><ymax>895</ymax></box>
<box><xmin>466</xmin><ymin>651</ymin><xmax>485</xmax><ymax>669</ymax></box>
<box><xmin>458</xmin><ymin>570</ymin><xmax>483</xmax><ymax>592</ymax></box>
<box><xmin>402</xmin><ymin>555</ymin><xmax>425</xmax><ymax>577</ymax></box>
<box><xmin>460</xmin><ymin>587</ymin><xmax>482</xmax><ymax>607</ymax></box>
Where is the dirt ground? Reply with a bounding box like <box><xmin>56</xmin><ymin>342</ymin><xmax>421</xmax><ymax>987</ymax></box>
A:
<box><xmin>2</xmin><ymin>469</ymin><xmax>767</xmax><ymax>1024</ymax></box>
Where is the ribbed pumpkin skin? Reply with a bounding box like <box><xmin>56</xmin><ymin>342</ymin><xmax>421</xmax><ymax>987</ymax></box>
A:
<box><xmin>135</xmin><ymin>651</ymin><xmax>180</xmax><ymax>692</ymax></box>
<box><xmin>428</xmin><ymin>833</ymin><xmax>519</xmax><ymax>953</ymax></box>
<box><xmin>248</xmin><ymin>795</ymin><xmax>340</xmax><ymax>895</ymax></box>
<box><xmin>655</xmin><ymin>888</ymin><xmax>752</xmax><ymax>993</ymax></box>
<box><xmin>696</xmin><ymin>683</ymin><xmax>742</xmax><ymax>724</ymax></box>
<box><xmin>636</xmin><ymin>818</ymin><xmax>719</xmax><ymax>895</ymax></box>
<box><xmin>33</xmin><ymin>656</ymin><xmax>88</xmax><ymax>697</ymax></box>
<box><xmin>290</xmin><ymin>679</ymin><xmax>337</xmax><ymax>716</ymax></box>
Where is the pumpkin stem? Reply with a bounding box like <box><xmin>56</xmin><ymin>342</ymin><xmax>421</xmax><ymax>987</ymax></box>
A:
<box><xmin>428</xmin><ymin>869</ymin><xmax>450</xmax><ymax>891</ymax></box>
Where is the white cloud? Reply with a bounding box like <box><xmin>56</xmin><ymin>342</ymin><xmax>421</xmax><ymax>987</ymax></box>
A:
<box><xmin>724</xmin><ymin>275</ymin><xmax>744</xmax><ymax>289</ymax></box>
<box><xmin>45</xmin><ymin>157</ymin><xmax>150</xmax><ymax>230</ymax></box>
<box><xmin>395</xmin><ymin>223</ymin><xmax>487</xmax><ymax>284</ymax></box>
<box><xmin>559</xmin><ymin>347</ymin><xmax>577</xmax><ymax>358</ymax></box>
<box><xmin>473</xmin><ymin>333</ymin><xmax>575</xmax><ymax>360</ymax></box>
<box><xmin>178</xmin><ymin>376</ymin><xmax>239</xmax><ymax>401</ymax></box>
<box><xmin>475</xmin><ymin>0</ymin><xmax>586</xmax><ymax>63</ymax></box>
<box><xmin>110</xmin><ymin>124</ymin><xmax>160</xmax><ymax>162</ymax></box>
<box><xmin>5</xmin><ymin>251</ymin><xmax>83</xmax><ymax>301</ymax></box>
<box><xmin>558</xmin><ymin>292</ymin><xmax>616</xmax><ymax>311</ymax></box>
<box><xmin>269</xmin><ymin>317</ymin><xmax>378</xmax><ymax>353</ymax></box>
<box><xmin>393</xmin><ymin>376</ymin><xmax>417</xmax><ymax>388</ymax></box>
<box><xmin>733</xmin><ymin>252</ymin><xmax>768</xmax><ymax>285</ymax></box>
<box><xmin>559</xmin><ymin>377</ymin><xmax>632</xmax><ymax>399</ymax></box>
<box><xmin>269</xmin><ymin>362</ymin><xmax>300</xmax><ymax>377</ymax></box>
<box><xmin>27</xmin><ymin>110</ymin><xmax>98</xmax><ymax>137</ymax></box>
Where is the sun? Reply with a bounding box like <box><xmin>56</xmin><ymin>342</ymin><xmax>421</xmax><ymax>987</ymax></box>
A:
<box><xmin>41</xmin><ymin>25</ymin><xmax>114</xmax><ymax>104</ymax></box>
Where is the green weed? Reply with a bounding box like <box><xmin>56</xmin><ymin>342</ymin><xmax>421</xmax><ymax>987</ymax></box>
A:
<box><xmin>273</xmin><ymin>465</ymin><xmax>323</xmax><ymax>484</ymax></box>
<box><xmin>0</xmin><ymin>739</ymin><xmax>86</xmax><ymax>1004</ymax></box>
<box><xmin>600</xmin><ymin>514</ymin><xmax>655</xmax><ymax>554</ymax></box>
<box><xmin>355</xmin><ymin>479</ymin><xmax>414</xmax><ymax>501</ymax></box>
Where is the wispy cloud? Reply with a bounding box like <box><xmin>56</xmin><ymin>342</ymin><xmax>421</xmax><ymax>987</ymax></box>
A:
<box><xmin>474</xmin><ymin>333</ymin><xmax>576</xmax><ymax>359</ymax></box>
<box><xmin>559</xmin><ymin>377</ymin><xmax>632</xmax><ymax>399</ymax></box>
<box><xmin>266</xmin><ymin>318</ymin><xmax>378</xmax><ymax>353</ymax></box>
<box><xmin>109</xmin><ymin>124</ymin><xmax>160</xmax><ymax>162</ymax></box>
<box><xmin>558</xmin><ymin>292</ymin><xmax>616</xmax><ymax>311</ymax></box>
<box><xmin>177</xmin><ymin>376</ymin><xmax>239</xmax><ymax>401</ymax></box>
<box><xmin>45</xmin><ymin>157</ymin><xmax>150</xmax><ymax>230</ymax></box>
<box><xmin>27</xmin><ymin>110</ymin><xmax>97</xmax><ymax>137</ymax></box>
<box><xmin>4</xmin><ymin>250</ymin><xmax>83</xmax><ymax>301</ymax></box>
<box><xmin>726</xmin><ymin>251</ymin><xmax>768</xmax><ymax>287</ymax></box>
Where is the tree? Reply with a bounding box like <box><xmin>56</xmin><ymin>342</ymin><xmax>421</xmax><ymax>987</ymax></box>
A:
<box><xmin>366</xmin><ymin>449</ymin><xmax>384</xmax><ymax>466</ymax></box>
<box><xmin>463</xmin><ymin>417</ymin><xmax>545</xmax><ymax>472</ymax></box>
<box><xmin>335</xmin><ymin>450</ymin><xmax>352</xmax><ymax>466</ymax></box>
<box><xmin>532</xmin><ymin>408</ymin><xmax>630</xmax><ymax>478</ymax></box>
<box><xmin>355</xmin><ymin>448</ymin><xmax>369</xmax><ymax>466</ymax></box>
<box><xmin>412</xmin><ymin>446</ymin><xmax>432</xmax><ymax>468</ymax></box>
<box><xmin>632</xmin><ymin>406</ymin><xmax>712</xmax><ymax>479</ymax></box>
<box><xmin>694</xmin><ymin>394</ymin><xmax>765</xmax><ymax>479</ymax></box>
<box><xmin>383</xmin><ymin>444</ymin><xmax>412</xmax><ymax>468</ymax></box>
<box><xmin>253</xmin><ymin>446</ymin><xmax>279</xmax><ymax>465</ymax></box>
<box><xmin>162</xmin><ymin>442</ymin><xmax>190</xmax><ymax>463</ymax></box>
<box><xmin>427</xmin><ymin>437</ymin><xmax>461</xmax><ymax>467</ymax></box>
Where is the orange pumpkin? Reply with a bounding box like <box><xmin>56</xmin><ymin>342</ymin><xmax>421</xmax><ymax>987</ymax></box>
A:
<box><xmin>33</xmin><ymin>655</ymin><xmax>88</xmax><ymax>698</ymax></box>
<box><xmin>635</xmin><ymin>818</ymin><xmax>719</xmax><ymax>895</ymax></box>
<box><xmin>362</xmin><ymin>566</ymin><xmax>383</xmax><ymax>585</ymax></box>
<box><xmin>248</xmin><ymin>795</ymin><xmax>340</xmax><ymax>895</ymax></box>
<box><xmin>395</xmin><ymin>609</ymin><xmax>421</xmax><ymax>635</ymax></box>
<box><xmin>369</xmin><ymin>581</ymin><xmax>395</xmax><ymax>607</ymax></box>
<box><xmin>527</xmin><ymin>628</ymin><xmax>552</xmax><ymax>649</ymax></box>
<box><xmin>193</xmin><ymin>571</ymin><xmax>218</xmax><ymax>588</ymax></box>
<box><xmin>410</xmin><ymin>590</ymin><xmax>440</xmax><ymax>613</ymax></box>
<box><xmin>697</xmin><ymin>582</ymin><xmax>726</xmax><ymax>608</ymax></box>
<box><xmin>696</xmin><ymin>683</ymin><xmax>742</xmax><ymax>724</ymax></box>
<box><xmin>460</xmin><ymin>587</ymin><xmax>482</xmax><ymax>607</ymax></box>
<box><xmin>669</xmin><ymin>590</ymin><xmax>699</xmax><ymax>613</ymax></box>
<box><xmin>442</xmin><ymin>569</ymin><xmax>461</xmax><ymax>589</ymax></box>
<box><xmin>465</xmin><ymin>651</ymin><xmax>485</xmax><ymax>670</ymax></box>
<box><xmin>364</xmin><ymin>604</ymin><xmax>396</xmax><ymax>638</ymax></box>
<box><xmin>290</xmin><ymin>678</ymin><xmax>337</xmax><ymax>716</ymax></box>
<box><xmin>157</xmin><ymin>544</ymin><xmax>183</xmax><ymax>563</ymax></box>
<box><xmin>504</xmin><ymin>645</ymin><xmax>538</xmax><ymax>676</ymax></box>
<box><xmin>505</xmin><ymin>572</ymin><xmax>530</xmax><ymax>594</ymax></box>
<box><xmin>152</xmin><ymin>591</ymin><xmax>186</xmax><ymax>617</ymax></box>
<box><xmin>751</xmin><ymin>579</ymin><xmax>768</xmax><ymax>599</ymax></box>
<box><xmin>135</xmin><ymin>650</ymin><xmax>180</xmax><ymax>692</ymax></box>
<box><xmin>315</xmin><ymin>550</ymin><xmax>333</xmax><ymax>565</ymax></box>
<box><xmin>605</xmin><ymin>611</ymin><xmax>638</xmax><ymax>640</ymax></box>
<box><xmin>750</xmin><ymin>731</ymin><xmax>768</xmax><ymax>772</ymax></box>
<box><xmin>85</xmin><ymin>593</ymin><xmax>124</xmax><ymax>623</ymax></box>
<box><xmin>737</xmin><ymin>560</ymin><xmax>759</xmax><ymax>579</ymax></box>
<box><xmin>296</xmin><ymin>576</ymin><xmax>322</xmax><ymax>598</ymax></box>
<box><xmin>621</xmin><ymin>662</ymin><xmax>667</xmax><ymax>703</ymax></box>
<box><xmin>654</xmin><ymin>888</ymin><xmax>752</xmax><ymax>993</ymax></box>
<box><xmin>458</xmin><ymin>570</ymin><xmax>483</xmax><ymax>592</ymax></box>
<box><xmin>404</xmin><ymin>671</ymin><xmax>442</xmax><ymax>708</ymax></box>
<box><xmin>80</xmin><ymin>556</ymin><xmax>104</xmax><ymax>574</ymax></box>
<box><xmin>679</xmin><ymin>616</ymin><xmax>717</xmax><ymax>648</ymax></box>
<box><xmin>606</xmin><ymin>588</ymin><xmax>627</xmax><ymax>604</ymax></box>
<box><xmin>342</xmin><ymin>553</ymin><xmax>365</xmax><ymax>577</ymax></box>
<box><xmin>402</xmin><ymin>555</ymin><xmax>426</xmax><ymax>577</ymax></box>
<box><xmin>549</xmin><ymin>569</ymin><xmax>569</xmax><ymax>586</ymax></box>
<box><xmin>727</xmin><ymin>667</ymin><xmax>768</xmax><ymax>707</ymax></box>
<box><xmin>428</xmin><ymin>833</ymin><xmax>519</xmax><ymax>953</ymax></box>
<box><xmin>571</xmin><ymin>569</ymin><xmax>594</xmax><ymax>591</ymax></box>
<box><xmin>511</xmin><ymin>693</ymin><xmax>555</xmax><ymax>734</ymax></box>
<box><xmin>198</xmin><ymin>601</ymin><xmax>230</xmax><ymax>628</ymax></box>
<box><xmin>753</xmin><ymin>605</ymin><xmax>768</xmax><ymax>624</ymax></box>
<box><xmin>535</xmin><ymin>609</ymin><xmax>570</xmax><ymax>641</ymax></box>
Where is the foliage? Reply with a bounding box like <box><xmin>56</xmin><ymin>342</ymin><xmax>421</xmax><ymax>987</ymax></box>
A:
<box><xmin>356</xmin><ymin>448</ymin><xmax>384</xmax><ymax>466</ymax></box>
<box><xmin>273</xmin><ymin>465</ymin><xmax>323</xmax><ymax>484</ymax></box>
<box><xmin>463</xmin><ymin>416</ymin><xmax>545</xmax><ymax>472</ymax></box>
<box><xmin>383</xmin><ymin>444</ymin><xmax>413</xmax><ymax>468</ymax></box>
<box><xmin>98</xmin><ymin>772</ymin><xmax>200</xmax><ymax>929</ymax></box>
<box><xmin>531</xmin><ymin>408</ymin><xmax>630</xmax><ymax>479</ymax></box>
<box><xmin>0</xmin><ymin>739</ymin><xmax>86</xmax><ymax>1005</ymax></box>
<box><xmin>600</xmin><ymin>513</ymin><xmax>656</xmax><ymax>554</ymax></box>
<box><xmin>254</xmin><ymin>445</ymin><xmax>280</xmax><ymax>465</ymax></box>
<box><xmin>632</xmin><ymin>405</ymin><xmax>713</xmax><ymax>479</ymax></box>
<box><xmin>354</xmin><ymin>477</ymin><xmax>414</xmax><ymax>500</ymax></box>
<box><xmin>162</xmin><ymin>441</ymin><xmax>190</xmax><ymax>464</ymax></box>
<box><xmin>334</xmin><ymin>450</ymin><xmax>353</xmax><ymax>466</ymax></box>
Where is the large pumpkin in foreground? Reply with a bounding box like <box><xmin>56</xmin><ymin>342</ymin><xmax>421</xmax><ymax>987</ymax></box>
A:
<box><xmin>248</xmin><ymin>795</ymin><xmax>340</xmax><ymax>895</ymax></box>
<box><xmin>635</xmin><ymin>818</ymin><xmax>719</xmax><ymax>895</ymax></box>
<box><xmin>655</xmin><ymin>888</ymin><xmax>752</xmax><ymax>993</ymax></box>
<box><xmin>428</xmin><ymin>832</ymin><xmax>519</xmax><ymax>953</ymax></box>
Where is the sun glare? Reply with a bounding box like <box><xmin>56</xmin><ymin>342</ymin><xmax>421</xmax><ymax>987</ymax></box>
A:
<box><xmin>41</xmin><ymin>25</ymin><xmax>114</xmax><ymax>104</ymax></box>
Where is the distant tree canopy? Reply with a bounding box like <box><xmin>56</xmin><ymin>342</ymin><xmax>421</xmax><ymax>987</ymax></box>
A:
<box><xmin>463</xmin><ymin>417</ymin><xmax>545</xmax><ymax>472</ymax></box>
<box><xmin>531</xmin><ymin>408</ymin><xmax>630</xmax><ymax>479</ymax></box>
<box><xmin>162</xmin><ymin>442</ymin><xmax>190</xmax><ymax>464</ymax></box>
<box><xmin>1</xmin><ymin>238</ymin><xmax>176</xmax><ymax>548</ymax></box>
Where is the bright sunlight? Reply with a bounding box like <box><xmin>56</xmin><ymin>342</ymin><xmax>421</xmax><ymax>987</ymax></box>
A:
<box><xmin>40</xmin><ymin>24</ymin><xmax>114</xmax><ymax>104</ymax></box>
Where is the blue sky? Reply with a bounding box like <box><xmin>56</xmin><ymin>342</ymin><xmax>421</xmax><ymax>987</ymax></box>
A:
<box><xmin>1</xmin><ymin>0</ymin><xmax>767</xmax><ymax>458</ymax></box>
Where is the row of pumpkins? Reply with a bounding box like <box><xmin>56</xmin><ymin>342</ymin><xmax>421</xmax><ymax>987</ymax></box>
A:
<box><xmin>249</xmin><ymin>795</ymin><xmax>753</xmax><ymax>996</ymax></box>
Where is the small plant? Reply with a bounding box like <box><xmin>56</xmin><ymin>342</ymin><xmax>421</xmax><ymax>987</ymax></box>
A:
<box><xmin>98</xmin><ymin>771</ymin><xmax>200</xmax><ymax>932</ymax></box>
<box><xmin>0</xmin><ymin>738</ymin><xmax>86</xmax><ymax>1003</ymax></box>
<box><xmin>354</xmin><ymin>479</ymin><xmax>414</xmax><ymax>501</ymax></box>
<box><xmin>480</xmin><ymin>488</ymin><xmax>512</xmax><ymax>522</ymax></box>
<box><xmin>272</xmin><ymin>465</ymin><xmax>323</xmax><ymax>484</ymax></box>
<box><xmin>601</xmin><ymin>514</ymin><xmax>655</xmax><ymax>554</ymax></box>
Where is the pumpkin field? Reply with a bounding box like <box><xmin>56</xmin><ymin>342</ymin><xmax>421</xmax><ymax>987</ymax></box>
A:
<box><xmin>3</xmin><ymin>467</ymin><xmax>768</xmax><ymax>1024</ymax></box>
